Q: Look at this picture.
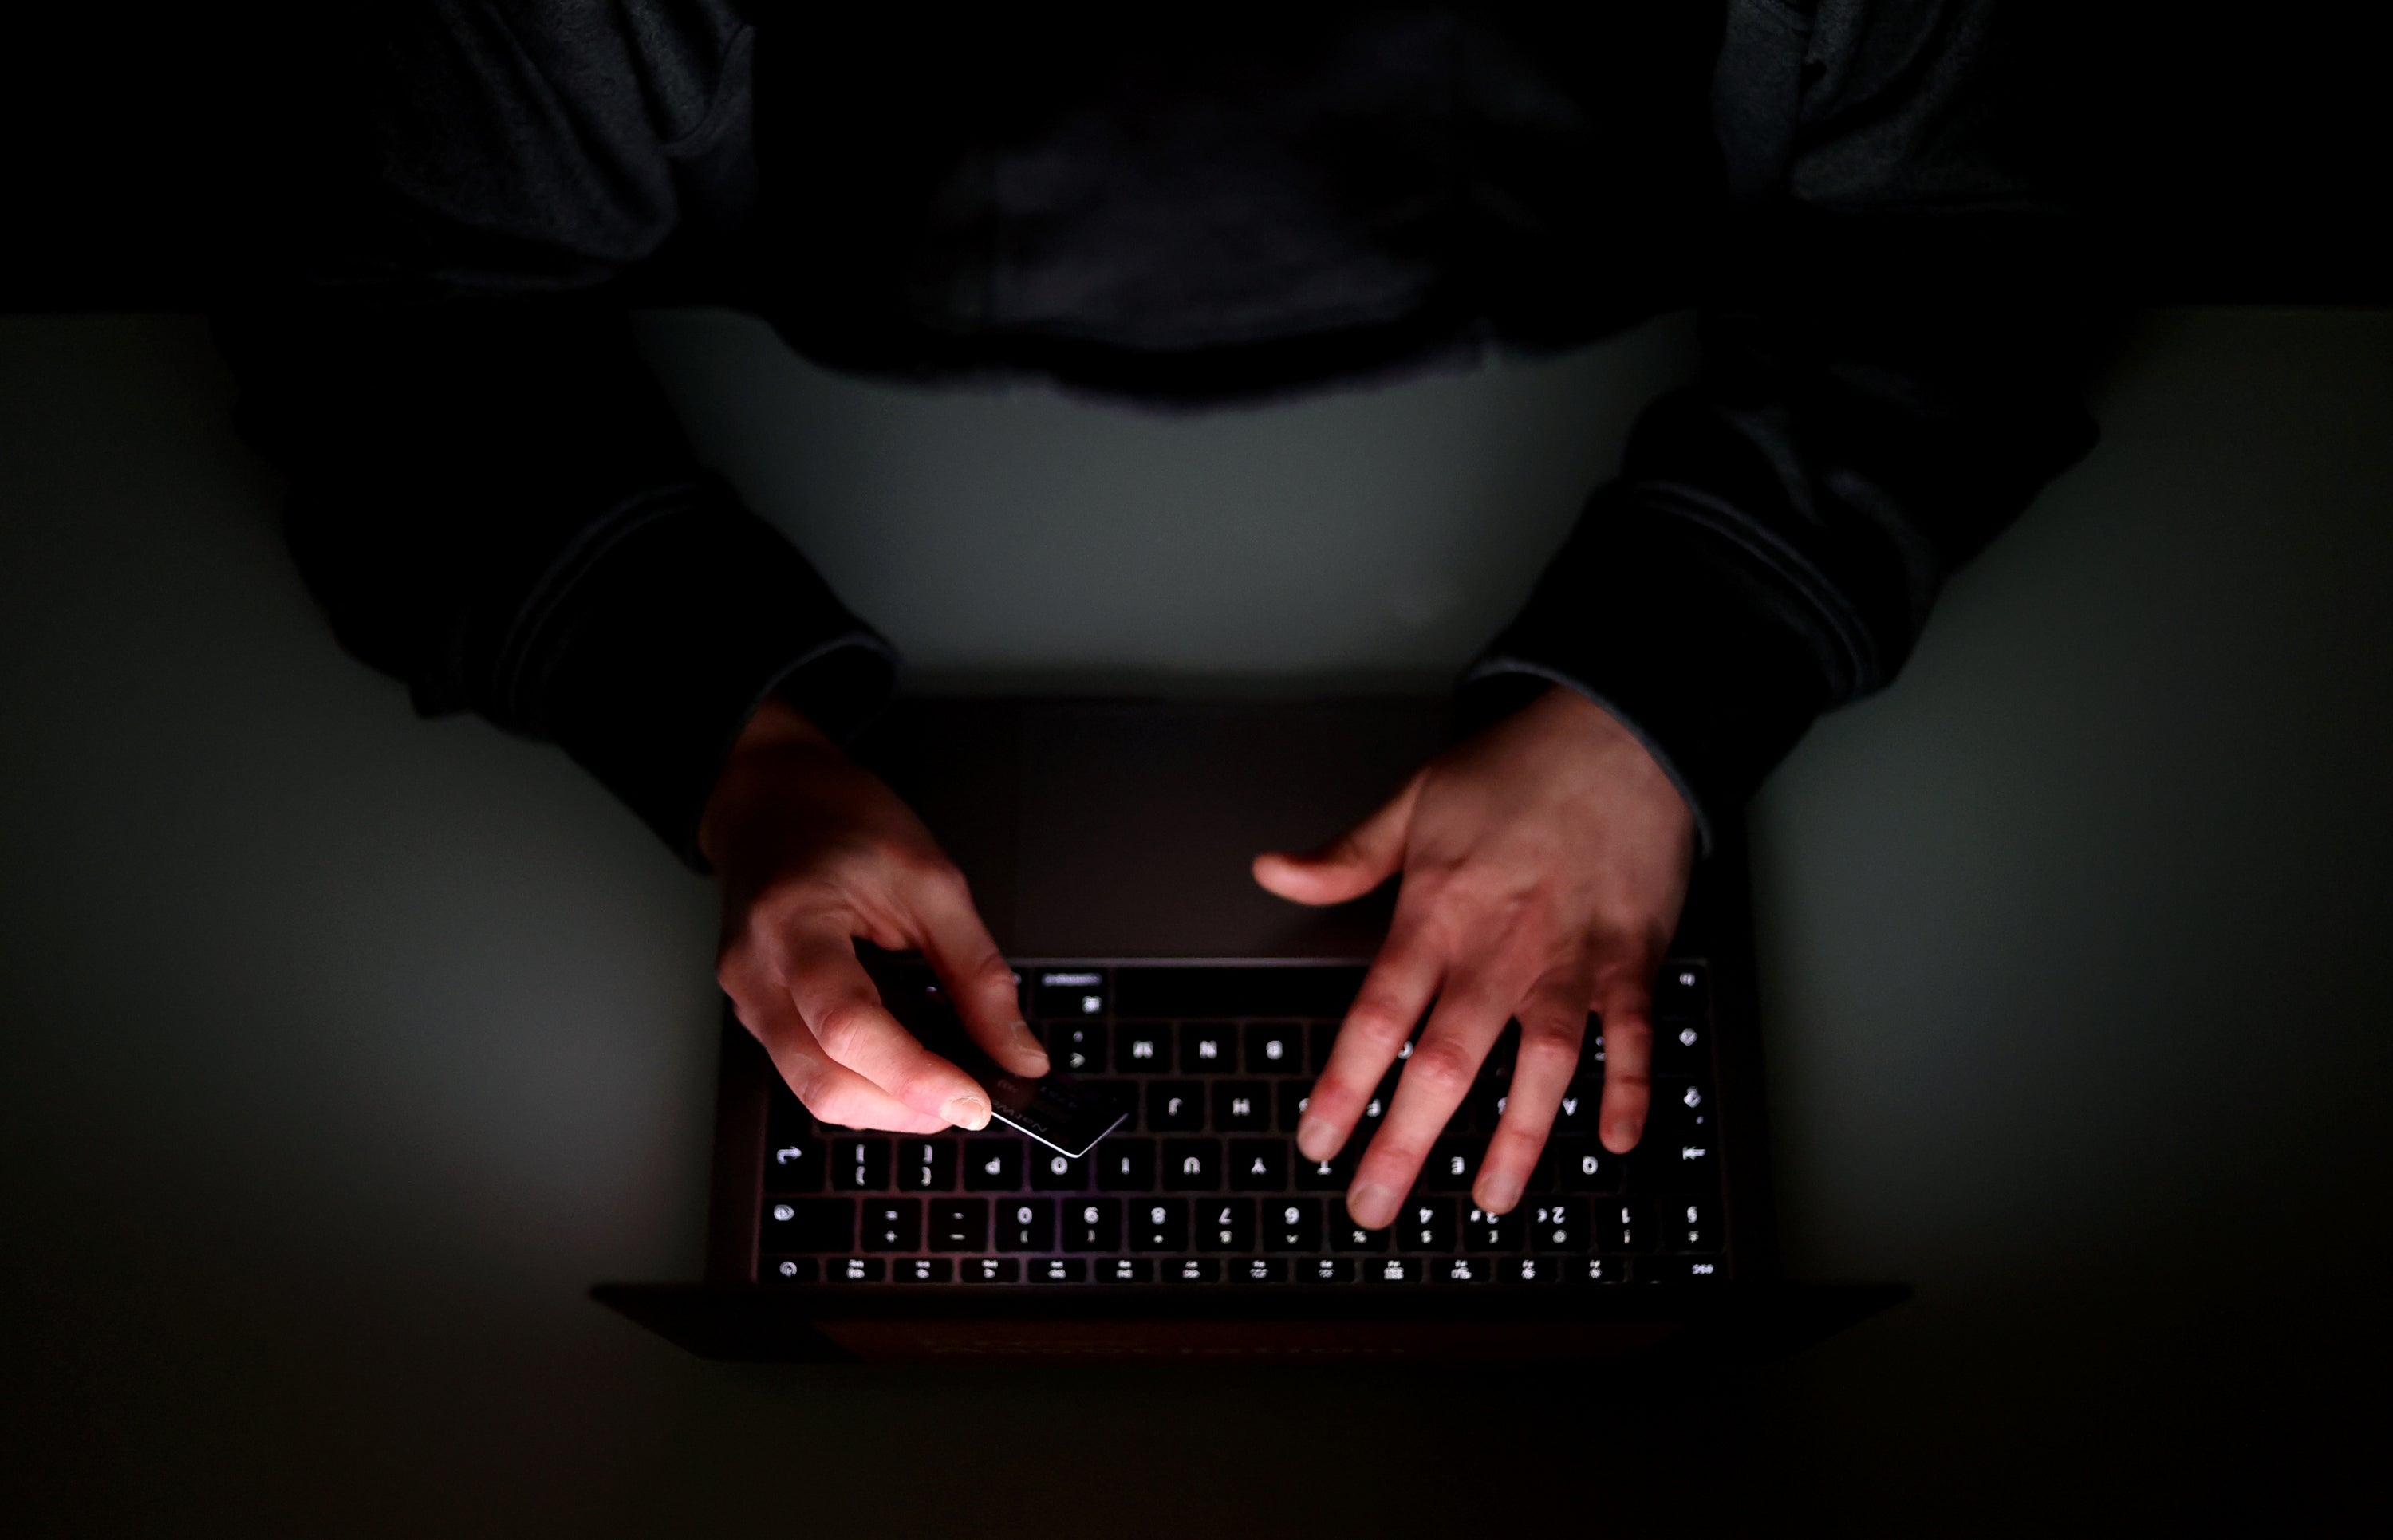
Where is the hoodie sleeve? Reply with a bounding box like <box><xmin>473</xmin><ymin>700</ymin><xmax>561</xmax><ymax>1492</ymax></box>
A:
<box><xmin>1458</xmin><ymin>0</ymin><xmax>2102</xmax><ymax>854</ymax></box>
<box><xmin>212</xmin><ymin>0</ymin><xmax>897</xmax><ymax>869</ymax></box>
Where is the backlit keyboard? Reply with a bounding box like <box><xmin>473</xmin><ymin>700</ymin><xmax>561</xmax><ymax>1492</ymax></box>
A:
<box><xmin>755</xmin><ymin>961</ymin><xmax>1729</xmax><ymax>1287</ymax></box>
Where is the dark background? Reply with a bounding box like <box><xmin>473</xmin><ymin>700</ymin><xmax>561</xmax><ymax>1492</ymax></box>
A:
<box><xmin>7</xmin><ymin>3</ymin><xmax>2390</xmax><ymax>305</ymax></box>
<box><xmin>5</xmin><ymin>5</ymin><xmax>2390</xmax><ymax>1535</ymax></box>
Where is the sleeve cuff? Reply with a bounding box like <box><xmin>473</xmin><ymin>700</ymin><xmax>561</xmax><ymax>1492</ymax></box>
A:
<box><xmin>504</xmin><ymin>475</ymin><xmax>900</xmax><ymax>869</ymax></box>
<box><xmin>1455</xmin><ymin>484</ymin><xmax>1836</xmax><ymax>859</ymax></box>
<box><xmin>1454</xmin><ymin>656</ymin><xmax>1722</xmax><ymax>860</ymax></box>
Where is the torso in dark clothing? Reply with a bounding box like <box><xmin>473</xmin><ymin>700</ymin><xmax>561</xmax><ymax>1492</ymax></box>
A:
<box><xmin>705</xmin><ymin>4</ymin><xmax>1726</xmax><ymax>403</ymax></box>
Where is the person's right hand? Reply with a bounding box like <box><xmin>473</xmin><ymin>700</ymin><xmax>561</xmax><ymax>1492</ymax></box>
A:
<box><xmin>698</xmin><ymin>697</ymin><xmax>1047</xmax><ymax>1133</ymax></box>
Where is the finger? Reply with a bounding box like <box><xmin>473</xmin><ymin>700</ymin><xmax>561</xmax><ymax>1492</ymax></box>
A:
<box><xmin>1594</xmin><ymin>962</ymin><xmax>1658</xmax><ymax>1154</ymax></box>
<box><xmin>902</xmin><ymin>865</ymin><xmax>1048</xmax><ymax>1077</ymax></box>
<box><xmin>1471</xmin><ymin>967</ymin><xmax>1589</xmax><ymax>1215</ymax></box>
<box><xmin>723</xmin><ymin>967</ymin><xmax>948</xmax><ymax>1134</ymax></box>
<box><xmin>1348</xmin><ymin>965</ymin><xmax>1518</xmax><ymax>1229</ymax></box>
<box><xmin>780</xmin><ymin>923</ymin><xmax>996</xmax><ymax>1129</ymax></box>
<box><xmin>1295</xmin><ymin>903</ymin><xmax>1443</xmax><ymax>1167</ymax></box>
<box><xmin>1252</xmin><ymin>775</ymin><xmax>1421</xmax><ymax>908</ymax></box>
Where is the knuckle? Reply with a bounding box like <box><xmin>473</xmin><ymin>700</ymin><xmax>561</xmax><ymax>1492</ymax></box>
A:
<box><xmin>806</xmin><ymin>1085</ymin><xmax>878</xmax><ymax>1131</ymax></box>
<box><xmin>1603</xmin><ymin>1012</ymin><xmax>1654</xmax><ymax>1053</ymax></box>
<box><xmin>1402</xmin><ymin>1040</ymin><xmax>1477</xmax><ymax>1098</ymax></box>
<box><xmin>812</xmin><ymin>1001</ymin><xmax>882</xmax><ymax>1061</ymax></box>
<box><xmin>715</xmin><ymin>925</ymin><xmax>778</xmax><ymax>984</ymax></box>
<box><xmin>777</xmin><ymin>1059</ymin><xmax>831</xmax><ymax>1114</ymax></box>
<box><xmin>969</xmin><ymin>951</ymin><xmax>1017</xmax><ymax>994</ymax></box>
<box><xmin>1492</xmin><ymin>1094</ymin><xmax>1558</xmax><ymax>1144</ymax></box>
<box><xmin>750</xmin><ymin>875</ymin><xmax>843</xmax><ymax>929</ymax></box>
<box><xmin>891</xmin><ymin>842</ymin><xmax>963</xmax><ymax>890</ymax></box>
<box><xmin>1512</xmin><ymin>1030</ymin><xmax>1582</xmax><ymax>1082</ymax></box>
<box><xmin>1345</xmin><ymin>998</ymin><xmax>1417</xmax><ymax>1050</ymax></box>
<box><xmin>1364</xmin><ymin>1133</ymin><xmax>1432</xmax><ymax>1174</ymax></box>
<box><xmin>1484</xmin><ymin>1124</ymin><xmax>1547</xmax><ymax>1171</ymax></box>
<box><xmin>1516</xmin><ymin>1006</ymin><xmax>1584</xmax><ymax>1050</ymax></box>
<box><xmin>879</xmin><ymin>1058</ymin><xmax>944</xmax><ymax>1105</ymax></box>
<box><xmin>1305</xmin><ymin>1077</ymin><xmax>1369</xmax><ymax>1121</ymax></box>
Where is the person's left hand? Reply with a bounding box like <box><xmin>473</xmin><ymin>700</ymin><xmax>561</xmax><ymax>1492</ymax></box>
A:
<box><xmin>1252</xmin><ymin>683</ymin><xmax>1697</xmax><ymax>1229</ymax></box>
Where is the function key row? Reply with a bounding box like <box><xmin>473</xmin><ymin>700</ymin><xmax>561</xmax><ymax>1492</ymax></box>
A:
<box><xmin>765</xmin><ymin>1091</ymin><xmax>1718</xmax><ymax>1195</ymax></box>
<box><xmin>763</xmin><ymin>1254</ymin><xmax>1727</xmax><ymax>1286</ymax></box>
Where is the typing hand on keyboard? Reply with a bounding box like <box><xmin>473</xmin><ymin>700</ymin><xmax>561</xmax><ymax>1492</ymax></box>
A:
<box><xmin>1251</xmin><ymin>683</ymin><xmax>1694</xmax><ymax>1230</ymax></box>
<box><xmin>700</xmin><ymin>698</ymin><xmax>1050</xmax><ymax>1133</ymax></box>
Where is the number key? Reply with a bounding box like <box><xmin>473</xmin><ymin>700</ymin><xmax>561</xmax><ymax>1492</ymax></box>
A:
<box><xmin>1550</xmin><ymin>1137</ymin><xmax>1621</xmax><ymax>1192</ymax></box>
<box><xmin>896</xmin><ymin>1139</ymin><xmax>956</xmax><ymax>1191</ymax></box>
<box><xmin>1197</xmin><ymin>1199</ymin><xmax>1256</xmax><ymax>1251</ymax></box>
<box><xmin>995</xmin><ymin>1199</ymin><xmax>1055</xmax><ymax>1251</ymax></box>
<box><xmin>1599</xmin><ymin>1200</ymin><xmax>1652</xmax><ymax>1252</ymax></box>
<box><xmin>1528</xmin><ymin>1199</ymin><xmax>1587</xmax><ymax>1252</ymax></box>
<box><xmin>1029</xmin><ymin>1149</ymin><xmax>1090</xmax><ymax>1191</ymax></box>
<box><xmin>1265</xmin><ymin>1198</ymin><xmax>1323</xmax><ymax>1251</ymax></box>
<box><xmin>1131</xmin><ymin>1199</ymin><xmax>1189</xmax><ymax>1251</ymax></box>
<box><xmin>1328</xmin><ymin>1216</ymin><xmax>1391</xmax><ymax>1252</ymax></box>
<box><xmin>1400</xmin><ymin>1199</ymin><xmax>1456</xmax><ymax>1252</ymax></box>
<box><xmin>1465</xmin><ymin>1205</ymin><xmax>1524</xmax><ymax>1251</ymax></box>
<box><xmin>830</xmin><ymin>1138</ymin><xmax>890</xmax><ymax>1192</ymax></box>
<box><xmin>1061</xmin><ymin>1199</ymin><xmax>1122</xmax><ymax>1251</ymax></box>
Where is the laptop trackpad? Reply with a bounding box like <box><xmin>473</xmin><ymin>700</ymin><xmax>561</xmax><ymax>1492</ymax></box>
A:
<box><xmin>1008</xmin><ymin>699</ymin><xmax>1446</xmax><ymax>958</ymax></box>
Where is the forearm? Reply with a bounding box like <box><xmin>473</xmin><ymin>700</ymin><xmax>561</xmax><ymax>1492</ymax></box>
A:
<box><xmin>218</xmin><ymin>295</ymin><xmax>898</xmax><ymax>867</ymax></box>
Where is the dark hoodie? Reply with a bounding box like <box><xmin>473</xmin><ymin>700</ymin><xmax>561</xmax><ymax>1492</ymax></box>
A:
<box><xmin>214</xmin><ymin>0</ymin><xmax>2099</xmax><ymax>867</ymax></box>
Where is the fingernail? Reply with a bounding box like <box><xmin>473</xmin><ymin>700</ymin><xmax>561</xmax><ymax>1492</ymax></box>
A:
<box><xmin>1349</xmin><ymin>1181</ymin><xmax>1398</xmax><ymax>1230</ymax></box>
<box><xmin>1295</xmin><ymin>1114</ymin><xmax>1335</xmax><ymax>1164</ymax></box>
<box><xmin>1478</xmin><ymin>1172</ymin><xmax>1524</xmax><ymax>1215</ymax></box>
<box><xmin>942</xmin><ymin>1093</ymin><xmax>991</xmax><ymax>1131</ymax></box>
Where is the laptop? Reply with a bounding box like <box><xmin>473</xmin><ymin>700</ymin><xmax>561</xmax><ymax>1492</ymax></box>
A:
<box><xmin>595</xmin><ymin>696</ymin><xmax>1902</xmax><ymax>1362</ymax></box>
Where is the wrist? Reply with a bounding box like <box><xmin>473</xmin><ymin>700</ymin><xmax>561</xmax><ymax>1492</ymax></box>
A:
<box><xmin>734</xmin><ymin>695</ymin><xmax>835</xmax><ymax>752</ymax></box>
<box><xmin>699</xmin><ymin>696</ymin><xmax>837</xmax><ymax>868</ymax></box>
<box><xmin>1530</xmin><ymin>684</ymin><xmax>1698</xmax><ymax>850</ymax></box>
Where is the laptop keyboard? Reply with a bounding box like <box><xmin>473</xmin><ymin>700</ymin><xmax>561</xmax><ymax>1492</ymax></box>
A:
<box><xmin>756</xmin><ymin>962</ymin><xmax>1729</xmax><ymax>1287</ymax></box>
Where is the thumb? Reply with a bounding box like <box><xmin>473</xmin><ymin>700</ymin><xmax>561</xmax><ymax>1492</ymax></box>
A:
<box><xmin>1252</xmin><ymin>776</ymin><xmax>1420</xmax><ymax>907</ymax></box>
